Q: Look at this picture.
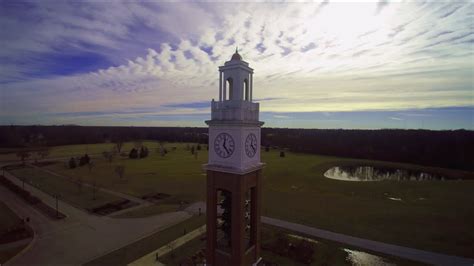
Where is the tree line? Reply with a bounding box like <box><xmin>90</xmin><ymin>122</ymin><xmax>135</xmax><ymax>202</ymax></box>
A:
<box><xmin>1</xmin><ymin>125</ymin><xmax>472</xmax><ymax>171</ymax></box>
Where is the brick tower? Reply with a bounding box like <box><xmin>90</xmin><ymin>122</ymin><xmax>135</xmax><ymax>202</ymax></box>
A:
<box><xmin>204</xmin><ymin>50</ymin><xmax>264</xmax><ymax>265</ymax></box>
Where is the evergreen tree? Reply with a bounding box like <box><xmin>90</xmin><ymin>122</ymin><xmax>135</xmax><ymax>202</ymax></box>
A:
<box><xmin>129</xmin><ymin>148</ymin><xmax>138</xmax><ymax>159</ymax></box>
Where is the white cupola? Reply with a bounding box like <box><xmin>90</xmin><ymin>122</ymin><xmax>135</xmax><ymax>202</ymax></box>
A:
<box><xmin>218</xmin><ymin>48</ymin><xmax>254</xmax><ymax>102</ymax></box>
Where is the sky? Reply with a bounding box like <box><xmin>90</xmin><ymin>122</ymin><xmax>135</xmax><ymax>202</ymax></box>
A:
<box><xmin>0</xmin><ymin>1</ymin><xmax>473</xmax><ymax>130</ymax></box>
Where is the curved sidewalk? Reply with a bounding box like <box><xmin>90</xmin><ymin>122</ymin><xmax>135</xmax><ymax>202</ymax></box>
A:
<box><xmin>262</xmin><ymin>216</ymin><xmax>474</xmax><ymax>266</ymax></box>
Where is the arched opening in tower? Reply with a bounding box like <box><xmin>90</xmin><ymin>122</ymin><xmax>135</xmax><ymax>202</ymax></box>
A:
<box><xmin>226</xmin><ymin>78</ymin><xmax>233</xmax><ymax>100</ymax></box>
<box><xmin>244</xmin><ymin>79</ymin><xmax>249</xmax><ymax>101</ymax></box>
<box><xmin>217</xmin><ymin>189</ymin><xmax>232</xmax><ymax>252</ymax></box>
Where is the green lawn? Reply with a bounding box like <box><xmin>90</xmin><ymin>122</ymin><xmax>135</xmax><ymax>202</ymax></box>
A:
<box><xmin>20</xmin><ymin>141</ymin><xmax>474</xmax><ymax>258</ymax></box>
<box><xmin>84</xmin><ymin>215</ymin><xmax>206</xmax><ymax>266</ymax></box>
<box><xmin>261</xmin><ymin>151</ymin><xmax>474</xmax><ymax>258</ymax></box>
<box><xmin>8</xmin><ymin>166</ymin><xmax>122</xmax><ymax>210</ymax></box>
<box><xmin>44</xmin><ymin>142</ymin><xmax>207</xmax><ymax>204</ymax></box>
<box><xmin>0</xmin><ymin>202</ymin><xmax>22</xmax><ymax>235</ymax></box>
<box><xmin>0</xmin><ymin>141</ymin><xmax>159</xmax><ymax>161</ymax></box>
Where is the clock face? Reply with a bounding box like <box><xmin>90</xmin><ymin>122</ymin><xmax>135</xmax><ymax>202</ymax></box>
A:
<box><xmin>214</xmin><ymin>133</ymin><xmax>235</xmax><ymax>158</ymax></box>
<box><xmin>245</xmin><ymin>133</ymin><xmax>258</xmax><ymax>158</ymax></box>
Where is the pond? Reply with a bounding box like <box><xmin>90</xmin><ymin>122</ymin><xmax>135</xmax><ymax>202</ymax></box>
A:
<box><xmin>324</xmin><ymin>166</ymin><xmax>448</xmax><ymax>181</ymax></box>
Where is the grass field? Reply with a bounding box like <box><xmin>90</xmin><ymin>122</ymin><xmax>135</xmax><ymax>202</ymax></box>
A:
<box><xmin>4</xmin><ymin>141</ymin><xmax>474</xmax><ymax>258</ymax></box>
<box><xmin>84</xmin><ymin>215</ymin><xmax>206</xmax><ymax>266</ymax></box>
<box><xmin>8</xmin><ymin>166</ymin><xmax>122</xmax><ymax>210</ymax></box>
<box><xmin>43</xmin><ymin>142</ymin><xmax>207</xmax><ymax>205</ymax></box>
<box><xmin>0</xmin><ymin>202</ymin><xmax>22</xmax><ymax>235</ymax></box>
<box><xmin>261</xmin><ymin>151</ymin><xmax>474</xmax><ymax>258</ymax></box>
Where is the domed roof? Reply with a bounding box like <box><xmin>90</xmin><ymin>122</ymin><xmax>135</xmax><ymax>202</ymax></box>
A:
<box><xmin>231</xmin><ymin>48</ymin><xmax>242</xmax><ymax>61</ymax></box>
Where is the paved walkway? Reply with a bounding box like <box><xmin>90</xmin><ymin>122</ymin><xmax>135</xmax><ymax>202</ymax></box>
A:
<box><xmin>129</xmin><ymin>225</ymin><xmax>206</xmax><ymax>266</ymax></box>
<box><xmin>263</xmin><ymin>216</ymin><xmax>474</xmax><ymax>266</ymax></box>
<box><xmin>1</xmin><ymin>167</ymin><xmax>192</xmax><ymax>266</ymax></box>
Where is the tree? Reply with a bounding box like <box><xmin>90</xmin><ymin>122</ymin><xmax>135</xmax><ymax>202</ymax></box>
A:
<box><xmin>114</xmin><ymin>140</ymin><xmax>124</xmax><ymax>154</ymax></box>
<box><xmin>129</xmin><ymin>148</ymin><xmax>138</xmax><ymax>159</ymax></box>
<box><xmin>139</xmin><ymin>146</ymin><xmax>148</xmax><ymax>158</ymax></box>
<box><xmin>79</xmin><ymin>154</ymin><xmax>90</xmax><ymax>166</ymax></box>
<box><xmin>16</xmin><ymin>151</ymin><xmax>30</xmax><ymax>165</ymax></box>
<box><xmin>88</xmin><ymin>161</ymin><xmax>95</xmax><ymax>173</ymax></box>
<box><xmin>37</xmin><ymin>149</ymin><xmax>50</xmax><ymax>161</ymax></box>
<box><xmin>134</xmin><ymin>140</ymin><xmax>143</xmax><ymax>149</ymax></box>
<box><xmin>115</xmin><ymin>165</ymin><xmax>125</xmax><ymax>180</ymax></box>
<box><xmin>102</xmin><ymin>151</ymin><xmax>115</xmax><ymax>164</ymax></box>
<box><xmin>69</xmin><ymin>157</ymin><xmax>77</xmax><ymax>169</ymax></box>
<box><xmin>197</xmin><ymin>144</ymin><xmax>201</xmax><ymax>151</ymax></box>
<box><xmin>280</xmin><ymin>151</ymin><xmax>285</xmax><ymax>157</ymax></box>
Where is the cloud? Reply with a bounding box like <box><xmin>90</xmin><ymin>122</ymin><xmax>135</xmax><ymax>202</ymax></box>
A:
<box><xmin>0</xmin><ymin>1</ymin><xmax>473</xmax><ymax>127</ymax></box>
<box><xmin>163</xmin><ymin>101</ymin><xmax>210</xmax><ymax>109</ymax></box>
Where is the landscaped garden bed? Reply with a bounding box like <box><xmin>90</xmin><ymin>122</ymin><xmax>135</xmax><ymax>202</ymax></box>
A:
<box><xmin>141</xmin><ymin>192</ymin><xmax>171</xmax><ymax>203</ymax></box>
<box><xmin>88</xmin><ymin>199</ymin><xmax>138</xmax><ymax>216</ymax></box>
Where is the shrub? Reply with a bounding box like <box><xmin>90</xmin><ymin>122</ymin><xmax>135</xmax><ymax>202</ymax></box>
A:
<box><xmin>79</xmin><ymin>154</ymin><xmax>90</xmax><ymax>166</ymax></box>
<box><xmin>69</xmin><ymin>157</ymin><xmax>77</xmax><ymax>169</ymax></box>
<box><xmin>280</xmin><ymin>151</ymin><xmax>285</xmax><ymax>157</ymax></box>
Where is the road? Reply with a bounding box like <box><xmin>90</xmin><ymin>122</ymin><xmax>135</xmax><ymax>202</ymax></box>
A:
<box><xmin>1</xmin><ymin>168</ymin><xmax>192</xmax><ymax>266</ymax></box>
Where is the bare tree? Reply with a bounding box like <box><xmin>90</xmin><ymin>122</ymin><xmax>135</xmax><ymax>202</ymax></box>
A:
<box><xmin>114</xmin><ymin>140</ymin><xmax>124</xmax><ymax>154</ymax></box>
<box><xmin>16</xmin><ymin>151</ymin><xmax>30</xmax><ymax>165</ymax></box>
<box><xmin>115</xmin><ymin>165</ymin><xmax>125</xmax><ymax>180</ymax></box>
<box><xmin>102</xmin><ymin>151</ymin><xmax>116</xmax><ymax>164</ymax></box>
<box><xmin>88</xmin><ymin>161</ymin><xmax>95</xmax><ymax>173</ymax></box>
<box><xmin>134</xmin><ymin>140</ymin><xmax>143</xmax><ymax>149</ymax></box>
<box><xmin>37</xmin><ymin>149</ymin><xmax>50</xmax><ymax>161</ymax></box>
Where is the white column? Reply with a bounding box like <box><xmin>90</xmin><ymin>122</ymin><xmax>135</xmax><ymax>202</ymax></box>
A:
<box><xmin>250</xmin><ymin>73</ymin><xmax>253</xmax><ymax>101</ymax></box>
<box><xmin>219</xmin><ymin>71</ymin><xmax>222</xmax><ymax>101</ymax></box>
<box><xmin>223</xmin><ymin>74</ymin><xmax>227</xmax><ymax>101</ymax></box>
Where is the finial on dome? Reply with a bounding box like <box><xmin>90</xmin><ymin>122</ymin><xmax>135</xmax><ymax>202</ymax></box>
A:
<box><xmin>231</xmin><ymin>47</ymin><xmax>242</xmax><ymax>61</ymax></box>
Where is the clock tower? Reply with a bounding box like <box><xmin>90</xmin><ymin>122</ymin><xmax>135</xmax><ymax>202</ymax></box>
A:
<box><xmin>204</xmin><ymin>50</ymin><xmax>264</xmax><ymax>265</ymax></box>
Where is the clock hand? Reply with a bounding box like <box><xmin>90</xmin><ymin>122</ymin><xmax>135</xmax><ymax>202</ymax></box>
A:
<box><xmin>222</xmin><ymin>136</ymin><xmax>230</xmax><ymax>154</ymax></box>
